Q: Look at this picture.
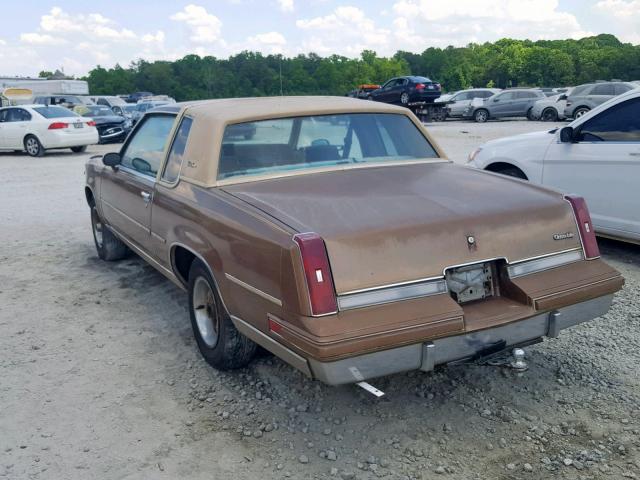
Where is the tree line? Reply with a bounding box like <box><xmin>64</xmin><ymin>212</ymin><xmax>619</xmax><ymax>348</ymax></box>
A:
<box><xmin>79</xmin><ymin>34</ymin><xmax>640</xmax><ymax>100</ymax></box>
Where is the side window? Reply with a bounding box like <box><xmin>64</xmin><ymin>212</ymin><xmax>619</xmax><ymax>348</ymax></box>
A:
<box><xmin>498</xmin><ymin>92</ymin><xmax>513</xmax><ymax>101</ymax></box>
<box><xmin>0</xmin><ymin>110</ymin><xmax>7</xmax><ymax>122</ymax></box>
<box><xmin>578</xmin><ymin>98</ymin><xmax>640</xmax><ymax>142</ymax></box>
<box><xmin>5</xmin><ymin>109</ymin><xmax>31</xmax><ymax>122</ymax></box>
<box><xmin>161</xmin><ymin>117</ymin><xmax>193</xmax><ymax>183</ymax></box>
<box><xmin>615</xmin><ymin>84</ymin><xmax>632</xmax><ymax>95</ymax></box>
<box><xmin>592</xmin><ymin>84</ymin><xmax>615</xmax><ymax>96</ymax></box>
<box><xmin>479</xmin><ymin>91</ymin><xmax>493</xmax><ymax>99</ymax></box>
<box><xmin>97</xmin><ymin>99</ymin><xmax>108</xmax><ymax>106</ymax></box>
<box><xmin>121</xmin><ymin>115</ymin><xmax>176</xmax><ymax>177</ymax></box>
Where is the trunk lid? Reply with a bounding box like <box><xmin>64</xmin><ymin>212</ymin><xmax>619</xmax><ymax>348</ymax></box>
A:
<box><xmin>223</xmin><ymin>163</ymin><xmax>582</xmax><ymax>294</ymax></box>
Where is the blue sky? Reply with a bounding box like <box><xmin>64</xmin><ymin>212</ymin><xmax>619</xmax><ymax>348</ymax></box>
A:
<box><xmin>0</xmin><ymin>0</ymin><xmax>637</xmax><ymax>76</ymax></box>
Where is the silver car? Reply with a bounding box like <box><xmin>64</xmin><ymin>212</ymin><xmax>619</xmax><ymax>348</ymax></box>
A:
<box><xmin>564</xmin><ymin>81</ymin><xmax>636</xmax><ymax>119</ymax></box>
<box><xmin>464</xmin><ymin>88</ymin><xmax>545</xmax><ymax>122</ymax></box>
<box><xmin>530</xmin><ymin>89</ymin><xmax>572</xmax><ymax>121</ymax></box>
<box><xmin>445</xmin><ymin>88</ymin><xmax>501</xmax><ymax>118</ymax></box>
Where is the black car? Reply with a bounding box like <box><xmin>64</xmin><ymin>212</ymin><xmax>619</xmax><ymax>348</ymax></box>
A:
<box><xmin>368</xmin><ymin>76</ymin><xmax>441</xmax><ymax>105</ymax></box>
<box><xmin>125</xmin><ymin>91</ymin><xmax>154</xmax><ymax>104</ymax></box>
<box><xmin>81</xmin><ymin>105</ymin><xmax>132</xmax><ymax>143</ymax></box>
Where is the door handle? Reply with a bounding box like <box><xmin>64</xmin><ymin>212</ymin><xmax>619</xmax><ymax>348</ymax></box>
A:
<box><xmin>140</xmin><ymin>191</ymin><xmax>151</xmax><ymax>203</ymax></box>
<box><xmin>629</xmin><ymin>152</ymin><xmax>640</xmax><ymax>157</ymax></box>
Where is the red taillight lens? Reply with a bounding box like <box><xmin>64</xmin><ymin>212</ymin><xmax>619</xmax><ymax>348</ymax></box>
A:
<box><xmin>293</xmin><ymin>232</ymin><xmax>337</xmax><ymax>316</ymax></box>
<box><xmin>86</xmin><ymin>121</ymin><xmax>96</xmax><ymax>127</ymax></box>
<box><xmin>415</xmin><ymin>83</ymin><xmax>425</xmax><ymax>91</ymax></box>
<box><xmin>565</xmin><ymin>195</ymin><xmax>600</xmax><ymax>259</ymax></box>
<box><xmin>48</xmin><ymin>122</ymin><xmax>69</xmax><ymax>130</ymax></box>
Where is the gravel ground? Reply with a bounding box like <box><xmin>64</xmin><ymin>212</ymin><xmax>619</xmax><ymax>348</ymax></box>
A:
<box><xmin>1</xmin><ymin>120</ymin><xmax>639</xmax><ymax>480</ymax></box>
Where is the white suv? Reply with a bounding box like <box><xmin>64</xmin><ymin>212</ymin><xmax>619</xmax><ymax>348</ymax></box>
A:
<box><xmin>468</xmin><ymin>88</ymin><xmax>640</xmax><ymax>244</ymax></box>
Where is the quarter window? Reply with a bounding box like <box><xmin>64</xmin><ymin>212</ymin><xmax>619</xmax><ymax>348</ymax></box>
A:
<box><xmin>591</xmin><ymin>84</ymin><xmax>615</xmax><ymax>96</ymax></box>
<box><xmin>162</xmin><ymin>117</ymin><xmax>193</xmax><ymax>183</ymax></box>
<box><xmin>121</xmin><ymin>115</ymin><xmax>175</xmax><ymax>176</ymax></box>
<box><xmin>577</xmin><ymin>97</ymin><xmax>640</xmax><ymax>142</ymax></box>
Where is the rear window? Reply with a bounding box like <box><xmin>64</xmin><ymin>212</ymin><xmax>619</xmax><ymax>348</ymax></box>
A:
<box><xmin>218</xmin><ymin>113</ymin><xmax>439</xmax><ymax>181</ymax></box>
<box><xmin>33</xmin><ymin>106</ymin><xmax>78</xmax><ymax>118</ymax></box>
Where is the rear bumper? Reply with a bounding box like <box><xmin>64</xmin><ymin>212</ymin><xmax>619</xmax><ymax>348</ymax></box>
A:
<box><xmin>42</xmin><ymin>129</ymin><xmax>99</xmax><ymax>148</ymax></box>
<box><xmin>308</xmin><ymin>294</ymin><xmax>613</xmax><ymax>385</ymax></box>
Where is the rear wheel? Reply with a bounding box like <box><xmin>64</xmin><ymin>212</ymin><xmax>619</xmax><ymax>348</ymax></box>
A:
<box><xmin>574</xmin><ymin>107</ymin><xmax>590</xmax><ymax>118</ymax></box>
<box><xmin>188</xmin><ymin>260</ymin><xmax>256</xmax><ymax>370</ymax></box>
<box><xmin>526</xmin><ymin>108</ymin><xmax>535</xmax><ymax>121</ymax></box>
<box><xmin>541</xmin><ymin>107</ymin><xmax>558</xmax><ymax>122</ymax></box>
<box><xmin>474</xmin><ymin>109</ymin><xmax>489</xmax><ymax>123</ymax></box>
<box><xmin>24</xmin><ymin>135</ymin><xmax>44</xmax><ymax>157</ymax></box>
<box><xmin>400</xmin><ymin>92</ymin><xmax>410</xmax><ymax>105</ymax></box>
<box><xmin>91</xmin><ymin>206</ymin><xmax>129</xmax><ymax>261</ymax></box>
<box><xmin>71</xmin><ymin>146</ymin><xmax>87</xmax><ymax>153</ymax></box>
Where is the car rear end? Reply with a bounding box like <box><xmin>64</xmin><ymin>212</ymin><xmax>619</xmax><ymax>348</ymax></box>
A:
<box><xmin>226</xmin><ymin>164</ymin><xmax>623</xmax><ymax>386</ymax></box>
<box><xmin>32</xmin><ymin>106</ymin><xmax>98</xmax><ymax>149</ymax></box>
<box><xmin>95</xmin><ymin>120</ymin><xmax>128</xmax><ymax>143</ymax></box>
<box><xmin>409</xmin><ymin>76</ymin><xmax>441</xmax><ymax>102</ymax></box>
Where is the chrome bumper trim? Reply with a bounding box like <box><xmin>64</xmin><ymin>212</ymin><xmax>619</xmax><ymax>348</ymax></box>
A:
<box><xmin>308</xmin><ymin>295</ymin><xmax>613</xmax><ymax>385</ymax></box>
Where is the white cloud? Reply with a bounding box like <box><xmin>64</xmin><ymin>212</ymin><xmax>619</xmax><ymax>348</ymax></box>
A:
<box><xmin>390</xmin><ymin>0</ymin><xmax>591</xmax><ymax>49</ymax></box>
<box><xmin>20</xmin><ymin>33</ymin><xmax>66</xmax><ymax>45</ymax></box>
<box><xmin>277</xmin><ymin>0</ymin><xmax>294</xmax><ymax>12</ymax></box>
<box><xmin>246</xmin><ymin>31</ymin><xmax>286</xmax><ymax>54</ymax></box>
<box><xmin>593</xmin><ymin>0</ymin><xmax>640</xmax><ymax>43</ymax></box>
<box><xmin>296</xmin><ymin>6</ymin><xmax>390</xmax><ymax>55</ymax></box>
<box><xmin>12</xmin><ymin>7</ymin><xmax>171</xmax><ymax>76</ymax></box>
<box><xmin>171</xmin><ymin>4</ymin><xmax>223</xmax><ymax>44</ymax></box>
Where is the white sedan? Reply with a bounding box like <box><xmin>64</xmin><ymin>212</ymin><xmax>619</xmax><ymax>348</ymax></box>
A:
<box><xmin>468</xmin><ymin>88</ymin><xmax>640</xmax><ymax>244</ymax></box>
<box><xmin>0</xmin><ymin>104</ymin><xmax>99</xmax><ymax>156</ymax></box>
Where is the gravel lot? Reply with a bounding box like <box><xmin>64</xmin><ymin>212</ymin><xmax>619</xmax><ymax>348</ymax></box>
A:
<box><xmin>1</xmin><ymin>120</ymin><xmax>639</xmax><ymax>480</ymax></box>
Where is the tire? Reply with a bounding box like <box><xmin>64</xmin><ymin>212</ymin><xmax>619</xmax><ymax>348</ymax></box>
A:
<box><xmin>91</xmin><ymin>205</ymin><xmax>129</xmax><ymax>261</ymax></box>
<box><xmin>541</xmin><ymin>108</ymin><xmax>558</xmax><ymax>122</ymax></box>
<box><xmin>188</xmin><ymin>260</ymin><xmax>256</xmax><ymax>370</ymax></box>
<box><xmin>24</xmin><ymin>135</ymin><xmax>44</xmax><ymax>157</ymax></box>
<box><xmin>573</xmin><ymin>107</ymin><xmax>590</xmax><ymax>119</ymax></box>
<box><xmin>494</xmin><ymin>166</ymin><xmax>527</xmax><ymax>180</ymax></box>
<box><xmin>526</xmin><ymin>108</ymin><xmax>535</xmax><ymax>121</ymax></box>
<box><xmin>71</xmin><ymin>146</ymin><xmax>87</xmax><ymax>153</ymax></box>
<box><xmin>474</xmin><ymin>109</ymin><xmax>489</xmax><ymax>123</ymax></box>
<box><xmin>400</xmin><ymin>92</ymin><xmax>410</xmax><ymax>105</ymax></box>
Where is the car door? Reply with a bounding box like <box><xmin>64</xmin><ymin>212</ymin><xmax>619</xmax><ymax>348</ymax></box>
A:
<box><xmin>542</xmin><ymin>96</ymin><xmax>640</xmax><ymax>241</ymax></box>
<box><xmin>374</xmin><ymin>79</ymin><xmax>395</xmax><ymax>102</ymax></box>
<box><xmin>449</xmin><ymin>92</ymin><xmax>470</xmax><ymax>116</ymax></box>
<box><xmin>588</xmin><ymin>84</ymin><xmax>615</xmax><ymax>108</ymax></box>
<box><xmin>0</xmin><ymin>108</ymin><xmax>32</xmax><ymax>149</ymax></box>
<box><xmin>100</xmin><ymin>114</ymin><xmax>176</xmax><ymax>252</ymax></box>
<box><xmin>490</xmin><ymin>92</ymin><xmax>513</xmax><ymax>117</ymax></box>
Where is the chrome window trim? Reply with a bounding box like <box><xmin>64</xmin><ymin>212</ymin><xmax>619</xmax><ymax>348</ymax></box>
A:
<box><xmin>159</xmin><ymin>114</ymin><xmax>193</xmax><ymax>187</ymax></box>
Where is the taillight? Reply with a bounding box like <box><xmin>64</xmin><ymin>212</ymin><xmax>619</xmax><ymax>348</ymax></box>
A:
<box><xmin>415</xmin><ymin>83</ymin><xmax>425</xmax><ymax>91</ymax></box>
<box><xmin>293</xmin><ymin>232</ymin><xmax>337</xmax><ymax>316</ymax></box>
<box><xmin>48</xmin><ymin>122</ymin><xmax>69</xmax><ymax>130</ymax></box>
<box><xmin>86</xmin><ymin>121</ymin><xmax>96</xmax><ymax>127</ymax></box>
<box><xmin>565</xmin><ymin>195</ymin><xmax>600</xmax><ymax>259</ymax></box>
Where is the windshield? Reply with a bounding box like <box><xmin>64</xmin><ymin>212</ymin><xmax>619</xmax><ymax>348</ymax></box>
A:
<box><xmin>218</xmin><ymin>113</ymin><xmax>439</xmax><ymax>181</ymax></box>
<box><xmin>33</xmin><ymin>106</ymin><xmax>78</xmax><ymax>119</ymax></box>
<box><xmin>83</xmin><ymin>106</ymin><xmax>114</xmax><ymax>117</ymax></box>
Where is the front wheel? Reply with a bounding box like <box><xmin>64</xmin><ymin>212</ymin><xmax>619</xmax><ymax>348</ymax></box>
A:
<box><xmin>24</xmin><ymin>135</ymin><xmax>44</xmax><ymax>157</ymax></box>
<box><xmin>91</xmin><ymin>206</ymin><xmax>129</xmax><ymax>261</ymax></box>
<box><xmin>188</xmin><ymin>260</ymin><xmax>256</xmax><ymax>370</ymax></box>
<box><xmin>541</xmin><ymin>107</ymin><xmax>558</xmax><ymax>122</ymax></box>
<box><xmin>474</xmin><ymin>109</ymin><xmax>489</xmax><ymax>123</ymax></box>
<box><xmin>400</xmin><ymin>92</ymin><xmax>410</xmax><ymax>105</ymax></box>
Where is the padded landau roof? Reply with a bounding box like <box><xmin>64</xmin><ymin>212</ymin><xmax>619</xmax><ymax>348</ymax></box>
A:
<box><xmin>161</xmin><ymin>96</ymin><xmax>447</xmax><ymax>187</ymax></box>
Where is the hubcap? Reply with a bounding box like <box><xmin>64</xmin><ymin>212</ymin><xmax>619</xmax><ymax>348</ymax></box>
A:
<box><xmin>92</xmin><ymin>210</ymin><xmax>104</xmax><ymax>248</ymax></box>
<box><xmin>26</xmin><ymin>138</ymin><xmax>38</xmax><ymax>155</ymax></box>
<box><xmin>192</xmin><ymin>277</ymin><xmax>219</xmax><ymax>348</ymax></box>
<box><xmin>477</xmin><ymin>111</ymin><xmax>487</xmax><ymax>121</ymax></box>
<box><xmin>401</xmin><ymin>93</ymin><xmax>409</xmax><ymax>104</ymax></box>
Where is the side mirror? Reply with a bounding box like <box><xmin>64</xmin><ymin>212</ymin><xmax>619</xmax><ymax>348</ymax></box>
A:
<box><xmin>112</xmin><ymin>107</ymin><xmax>122</xmax><ymax>115</ymax></box>
<box><xmin>558</xmin><ymin>94</ymin><xmax>567</xmax><ymax>101</ymax></box>
<box><xmin>559</xmin><ymin>126</ymin><xmax>575</xmax><ymax>143</ymax></box>
<box><xmin>103</xmin><ymin>152</ymin><xmax>121</xmax><ymax>168</ymax></box>
<box><xmin>493</xmin><ymin>98</ymin><xmax>500</xmax><ymax>102</ymax></box>
<box><xmin>132</xmin><ymin>157</ymin><xmax>151</xmax><ymax>173</ymax></box>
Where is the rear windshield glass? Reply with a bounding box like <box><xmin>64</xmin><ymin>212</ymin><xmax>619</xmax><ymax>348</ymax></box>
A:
<box><xmin>33</xmin><ymin>106</ymin><xmax>78</xmax><ymax>119</ymax></box>
<box><xmin>218</xmin><ymin>113</ymin><xmax>438</xmax><ymax>181</ymax></box>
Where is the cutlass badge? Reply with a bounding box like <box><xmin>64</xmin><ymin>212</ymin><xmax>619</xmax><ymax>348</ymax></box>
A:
<box><xmin>553</xmin><ymin>232</ymin><xmax>575</xmax><ymax>240</ymax></box>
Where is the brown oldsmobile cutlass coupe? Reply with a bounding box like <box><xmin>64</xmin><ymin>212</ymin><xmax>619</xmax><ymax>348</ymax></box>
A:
<box><xmin>85</xmin><ymin>96</ymin><xmax>624</xmax><ymax>386</ymax></box>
